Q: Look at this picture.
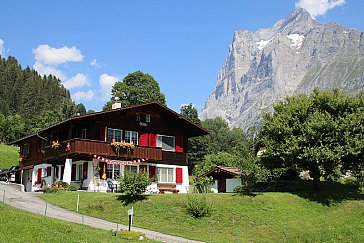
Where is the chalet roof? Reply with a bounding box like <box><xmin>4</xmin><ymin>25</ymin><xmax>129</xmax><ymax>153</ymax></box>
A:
<box><xmin>11</xmin><ymin>102</ymin><xmax>209</xmax><ymax>144</ymax></box>
<box><xmin>202</xmin><ymin>166</ymin><xmax>242</xmax><ymax>178</ymax></box>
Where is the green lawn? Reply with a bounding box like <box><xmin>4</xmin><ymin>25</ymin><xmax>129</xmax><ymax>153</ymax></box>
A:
<box><xmin>0</xmin><ymin>143</ymin><xmax>19</xmax><ymax>169</ymax></box>
<box><xmin>40</xmin><ymin>181</ymin><xmax>364</xmax><ymax>242</ymax></box>
<box><xmin>0</xmin><ymin>202</ymin><xmax>158</xmax><ymax>242</ymax></box>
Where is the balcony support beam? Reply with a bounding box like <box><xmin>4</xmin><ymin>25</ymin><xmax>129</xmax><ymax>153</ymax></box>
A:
<box><xmin>63</xmin><ymin>158</ymin><xmax>72</xmax><ymax>184</ymax></box>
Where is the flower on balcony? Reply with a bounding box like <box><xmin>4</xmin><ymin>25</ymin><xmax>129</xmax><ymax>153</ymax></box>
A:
<box><xmin>111</xmin><ymin>141</ymin><xmax>135</xmax><ymax>149</ymax></box>
<box><xmin>111</xmin><ymin>140</ymin><xmax>134</xmax><ymax>156</ymax></box>
<box><xmin>51</xmin><ymin>140</ymin><xmax>60</xmax><ymax>149</ymax></box>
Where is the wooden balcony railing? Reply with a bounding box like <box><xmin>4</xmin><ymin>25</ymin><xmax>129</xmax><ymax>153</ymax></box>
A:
<box><xmin>44</xmin><ymin>139</ymin><xmax>162</xmax><ymax>161</ymax></box>
<box><xmin>161</xmin><ymin>151</ymin><xmax>188</xmax><ymax>165</ymax></box>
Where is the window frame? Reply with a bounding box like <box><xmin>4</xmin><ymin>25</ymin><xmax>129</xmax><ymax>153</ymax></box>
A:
<box><xmin>125</xmin><ymin>130</ymin><xmax>139</xmax><ymax>145</ymax></box>
<box><xmin>156</xmin><ymin>167</ymin><xmax>174</xmax><ymax>183</ymax></box>
<box><xmin>107</xmin><ymin>128</ymin><xmax>123</xmax><ymax>142</ymax></box>
<box><xmin>156</xmin><ymin>135</ymin><xmax>175</xmax><ymax>152</ymax></box>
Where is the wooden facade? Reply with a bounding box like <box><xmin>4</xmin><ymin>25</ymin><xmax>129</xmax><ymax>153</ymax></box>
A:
<box><xmin>14</xmin><ymin>102</ymin><xmax>207</xmax><ymax>168</ymax></box>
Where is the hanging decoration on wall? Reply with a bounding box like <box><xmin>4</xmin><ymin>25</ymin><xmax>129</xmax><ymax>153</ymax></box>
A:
<box><xmin>65</xmin><ymin>143</ymin><xmax>71</xmax><ymax>152</ymax></box>
<box><xmin>92</xmin><ymin>154</ymin><xmax>148</xmax><ymax>165</ymax></box>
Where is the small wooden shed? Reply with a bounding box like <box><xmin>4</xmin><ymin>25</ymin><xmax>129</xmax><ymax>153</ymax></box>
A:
<box><xmin>202</xmin><ymin>166</ymin><xmax>242</xmax><ymax>193</ymax></box>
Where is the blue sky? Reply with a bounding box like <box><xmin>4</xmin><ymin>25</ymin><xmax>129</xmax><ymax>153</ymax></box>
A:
<box><xmin>1</xmin><ymin>0</ymin><xmax>363</xmax><ymax>113</ymax></box>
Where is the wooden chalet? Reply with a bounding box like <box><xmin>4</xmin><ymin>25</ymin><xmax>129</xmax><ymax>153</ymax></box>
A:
<box><xmin>12</xmin><ymin>102</ymin><xmax>208</xmax><ymax>192</ymax></box>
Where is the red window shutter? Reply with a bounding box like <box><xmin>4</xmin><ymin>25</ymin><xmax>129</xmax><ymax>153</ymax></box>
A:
<box><xmin>71</xmin><ymin>164</ymin><xmax>76</xmax><ymax>181</ymax></box>
<box><xmin>149</xmin><ymin>133</ymin><xmax>157</xmax><ymax>147</ymax></box>
<box><xmin>83</xmin><ymin>162</ymin><xmax>88</xmax><ymax>179</ymax></box>
<box><xmin>149</xmin><ymin>166</ymin><xmax>156</xmax><ymax>180</ymax></box>
<box><xmin>100</xmin><ymin>126</ymin><xmax>106</xmax><ymax>141</ymax></box>
<box><xmin>176</xmin><ymin>136</ymin><xmax>183</xmax><ymax>152</ymax></box>
<box><xmin>139</xmin><ymin>133</ymin><xmax>149</xmax><ymax>146</ymax></box>
<box><xmin>37</xmin><ymin>168</ymin><xmax>42</xmax><ymax>184</ymax></box>
<box><xmin>176</xmin><ymin>168</ymin><xmax>183</xmax><ymax>183</ymax></box>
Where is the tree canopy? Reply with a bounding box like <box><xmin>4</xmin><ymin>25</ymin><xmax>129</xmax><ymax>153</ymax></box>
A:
<box><xmin>258</xmin><ymin>88</ymin><xmax>364</xmax><ymax>189</ymax></box>
<box><xmin>104</xmin><ymin>71</ymin><xmax>166</xmax><ymax>110</ymax></box>
<box><xmin>0</xmin><ymin>55</ymin><xmax>81</xmax><ymax>143</ymax></box>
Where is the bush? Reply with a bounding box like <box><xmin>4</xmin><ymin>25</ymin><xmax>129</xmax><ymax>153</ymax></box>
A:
<box><xmin>69</xmin><ymin>183</ymin><xmax>80</xmax><ymax>191</ymax></box>
<box><xmin>192</xmin><ymin>176</ymin><xmax>214</xmax><ymax>193</ymax></box>
<box><xmin>233</xmin><ymin>185</ymin><xmax>249</xmax><ymax>195</ymax></box>
<box><xmin>57</xmin><ymin>181</ymin><xmax>70</xmax><ymax>190</ymax></box>
<box><xmin>118</xmin><ymin>172</ymin><xmax>151</xmax><ymax>201</ymax></box>
<box><xmin>42</xmin><ymin>184</ymin><xmax>58</xmax><ymax>193</ymax></box>
<box><xmin>186</xmin><ymin>193</ymin><xmax>212</xmax><ymax>218</ymax></box>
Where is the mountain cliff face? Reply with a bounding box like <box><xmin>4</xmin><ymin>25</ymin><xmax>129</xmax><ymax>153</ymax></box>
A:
<box><xmin>200</xmin><ymin>8</ymin><xmax>364</xmax><ymax>130</ymax></box>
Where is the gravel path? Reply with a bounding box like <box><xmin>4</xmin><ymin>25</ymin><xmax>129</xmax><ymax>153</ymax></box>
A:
<box><xmin>0</xmin><ymin>182</ymin><xmax>204</xmax><ymax>243</ymax></box>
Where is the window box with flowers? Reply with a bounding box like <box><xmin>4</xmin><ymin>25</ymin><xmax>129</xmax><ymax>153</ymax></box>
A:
<box><xmin>111</xmin><ymin>140</ymin><xmax>135</xmax><ymax>156</ymax></box>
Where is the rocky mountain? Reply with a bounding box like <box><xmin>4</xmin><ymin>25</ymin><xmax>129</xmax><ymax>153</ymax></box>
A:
<box><xmin>200</xmin><ymin>8</ymin><xmax>364</xmax><ymax>130</ymax></box>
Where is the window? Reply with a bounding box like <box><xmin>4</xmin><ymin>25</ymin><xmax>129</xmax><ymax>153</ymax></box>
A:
<box><xmin>157</xmin><ymin>167</ymin><xmax>174</xmax><ymax>183</ymax></box>
<box><xmin>81</xmin><ymin>129</ymin><xmax>87</xmax><ymax>139</ymax></box>
<box><xmin>107</xmin><ymin>128</ymin><xmax>122</xmax><ymax>142</ymax></box>
<box><xmin>106</xmin><ymin>164</ymin><xmax>113</xmax><ymax>179</ymax></box>
<box><xmin>146</xmin><ymin>114</ymin><xmax>151</xmax><ymax>123</ymax></box>
<box><xmin>157</xmin><ymin>135</ymin><xmax>175</xmax><ymax>151</ymax></box>
<box><xmin>125</xmin><ymin>131</ymin><xmax>138</xmax><ymax>145</ymax></box>
<box><xmin>136</xmin><ymin>114</ymin><xmax>141</xmax><ymax>121</ymax></box>
<box><xmin>106</xmin><ymin>164</ymin><xmax>120</xmax><ymax>179</ymax></box>
<box><xmin>78</xmin><ymin>164</ymin><xmax>83</xmax><ymax>180</ymax></box>
<box><xmin>124</xmin><ymin>165</ymin><xmax>138</xmax><ymax>173</ymax></box>
<box><xmin>22</xmin><ymin>143</ymin><xmax>29</xmax><ymax>157</ymax></box>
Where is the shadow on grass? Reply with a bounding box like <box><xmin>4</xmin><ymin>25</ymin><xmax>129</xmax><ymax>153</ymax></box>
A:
<box><xmin>289</xmin><ymin>180</ymin><xmax>363</xmax><ymax>206</ymax></box>
<box><xmin>116</xmin><ymin>194</ymin><xmax>148</xmax><ymax>206</ymax></box>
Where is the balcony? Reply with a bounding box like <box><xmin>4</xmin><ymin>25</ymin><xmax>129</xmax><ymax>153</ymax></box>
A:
<box><xmin>44</xmin><ymin>138</ymin><xmax>162</xmax><ymax>161</ymax></box>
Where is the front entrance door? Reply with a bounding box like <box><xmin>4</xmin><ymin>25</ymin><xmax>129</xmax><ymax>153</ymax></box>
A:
<box><xmin>218</xmin><ymin>179</ymin><xmax>226</xmax><ymax>193</ymax></box>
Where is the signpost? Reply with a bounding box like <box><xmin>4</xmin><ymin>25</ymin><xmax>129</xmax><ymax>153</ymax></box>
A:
<box><xmin>128</xmin><ymin>206</ymin><xmax>134</xmax><ymax>231</ymax></box>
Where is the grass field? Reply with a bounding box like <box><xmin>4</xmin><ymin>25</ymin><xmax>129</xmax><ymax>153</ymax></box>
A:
<box><xmin>0</xmin><ymin>144</ymin><xmax>19</xmax><ymax>169</ymax></box>
<box><xmin>0</xmin><ymin>202</ymin><xmax>158</xmax><ymax>242</ymax></box>
<box><xmin>40</xmin><ymin>181</ymin><xmax>364</xmax><ymax>242</ymax></box>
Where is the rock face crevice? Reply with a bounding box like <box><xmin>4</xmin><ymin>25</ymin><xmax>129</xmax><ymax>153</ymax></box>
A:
<box><xmin>200</xmin><ymin>8</ymin><xmax>364</xmax><ymax>130</ymax></box>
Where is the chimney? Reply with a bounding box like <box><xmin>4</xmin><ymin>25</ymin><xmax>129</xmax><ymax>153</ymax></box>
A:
<box><xmin>112</xmin><ymin>101</ymin><xmax>122</xmax><ymax>110</ymax></box>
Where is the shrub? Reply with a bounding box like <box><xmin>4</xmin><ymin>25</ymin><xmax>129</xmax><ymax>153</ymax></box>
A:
<box><xmin>69</xmin><ymin>183</ymin><xmax>80</xmax><ymax>191</ymax></box>
<box><xmin>186</xmin><ymin>193</ymin><xmax>212</xmax><ymax>218</ymax></box>
<box><xmin>42</xmin><ymin>184</ymin><xmax>57</xmax><ymax>193</ymax></box>
<box><xmin>57</xmin><ymin>181</ymin><xmax>70</xmax><ymax>190</ymax></box>
<box><xmin>233</xmin><ymin>185</ymin><xmax>249</xmax><ymax>195</ymax></box>
<box><xmin>192</xmin><ymin>176</ymin><xmax>214</xmax><ymax>193</ymax></box>
<box><xmin>118</xmin><ymin>171</ymin><xmax>151</xmax><ymax>201</ymax></box>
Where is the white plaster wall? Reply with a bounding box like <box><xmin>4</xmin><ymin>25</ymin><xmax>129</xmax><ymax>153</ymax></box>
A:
<box><xmin>32</xmin><ymin>164</ymin><xmax>53</xmax><ymax>192</ymax></box>
<box><xmin>226</xmin><ymin>178</ymin><xmax>242</xmax><ymax>192</ymax></box>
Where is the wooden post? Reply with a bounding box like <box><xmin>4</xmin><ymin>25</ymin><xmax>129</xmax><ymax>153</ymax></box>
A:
<box><xmin>44</xmin><ymin>201</ymin><xmax>48</xmax><ymax>218</ymax></box>
<box><xmin>116</xmin><ymin>223</ymin><xmax>118</xmax><ymax>242</ymax></box>
<box><xmin>77</xmin><ymin>193</ymin><xmax>80</xmax><ymax>212</ymax></box>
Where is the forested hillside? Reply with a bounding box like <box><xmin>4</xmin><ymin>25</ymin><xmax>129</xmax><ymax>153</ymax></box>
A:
<box><xmin>0</xmin><ymin>55</ymin><xmax>80</xmax><ymax>143</ymax></box>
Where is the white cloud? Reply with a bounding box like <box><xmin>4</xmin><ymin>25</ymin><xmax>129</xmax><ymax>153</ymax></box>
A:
<box><xmin>63</xmin><ymin>73</ymin><xmax>89</xmax><ymax>89</ymax></box>
<box><xmin>72</xmin><ymin>89</ymin><xmax>95</xmax><ymax>101</ymax></box>
<box><xmin>90</xmin><ymin>58</ymin><xmax>101</xmax><ymax>68</ymax></box>
<box><xmin>33</xmin><ymin>61</ymin><xmax>66</xmax><ymax>80</ymax></box>
<box><xmin>0</xmin><ymin>39</ymin><xmax>5</xmax><ymax>56</ymax></box>
<box><xmin>295</xmin><ymin>0</ymin><xmax>346</xmax><ymax>19</ymax></box>
<box><xmin>99</xmin><ymin>74</ymin><xmax>120</xmax><ymax>100</ymax></box>
<box><xmin>33</xmin><ymin>45</ymin><xmax>84</xmax><ymax>65</ymax></box>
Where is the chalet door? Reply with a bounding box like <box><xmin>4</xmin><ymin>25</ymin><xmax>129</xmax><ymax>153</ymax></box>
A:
<box><xmin>218</xmin><ymin>179</ymin><xmax>226</xmax><ymax>193</ymax></box>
